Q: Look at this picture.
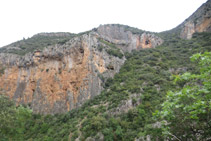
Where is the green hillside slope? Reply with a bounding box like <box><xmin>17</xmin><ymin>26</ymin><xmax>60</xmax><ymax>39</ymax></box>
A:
<box><xmin>0</xmin><ymin>31</ymin><xmax>211</xmax><ymax>140</ymax></box>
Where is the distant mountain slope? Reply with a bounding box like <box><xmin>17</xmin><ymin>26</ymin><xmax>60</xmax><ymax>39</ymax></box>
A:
<box><xmin>179</xmin><ymin>0</ymin><xmax>211</xmax><ymax>39</ymax></box>
<box><xmin>0</xmin><ymin>32</ymin><xmax>76</xmax><ymax>55</ymax></box>
<box><xmin>0</xmin><ymin>24</ymin><xmax>156</xmax><ymax>56</ymax></box>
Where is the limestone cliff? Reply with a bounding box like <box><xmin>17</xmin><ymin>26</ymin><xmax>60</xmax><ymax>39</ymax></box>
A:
<box><xmin>97</xmin><ymin>24</ymin><xmax>163</xmax><ymax>52</ymax></box>
<box><xmin>180</xmin><ymin>0</ymin><xmax>211</xmax><ymax>39</ymax></box>
<box><xmin>0</xmin><ymin>25</ymin><xmax>163</xmax><ymax>114</ymax></box>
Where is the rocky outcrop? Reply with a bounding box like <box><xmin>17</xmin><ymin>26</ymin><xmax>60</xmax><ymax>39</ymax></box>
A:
<box><xmin>97</xmin><ymin>24</ymin><xmax>163</xmax><ymax>52</ymax></box>
<box><xmin>0</xmin><ymin>25</ymin><xmax>162</xmax><ymax>114</ymax></box>
<box><xmin>85</xmin><ymin>132</ymin><xmax>104</xmax><ymax>141</ymax></box>
<box><xmin>108</xmin><ymin>93</ymin><xmax>142</xmax><ymax>116</ymax></box>
<box><xmin>180</xmin><ymin>0</ymin><xmax>211</xmax><ymax>39</ymax></box>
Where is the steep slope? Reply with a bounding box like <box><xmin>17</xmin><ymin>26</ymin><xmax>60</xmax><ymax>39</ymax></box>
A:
<box><xmin>0</xmin><ymin>25</ymin><xmax>162</xmax><ymax>114</ymax></box>
<box><xmin>179</xmin><ymin>0</ymin><xmax>211</xmax><ymax>39</ymax></box>
<box><xmin>97</xmin><ymin>24</ymin><xmax>163</xmax><ymax>51</ymax></box>
<box><xmin>0</xmin><ymin>32</ymin><xmax>76</xmax><ymax>55</ymax></box>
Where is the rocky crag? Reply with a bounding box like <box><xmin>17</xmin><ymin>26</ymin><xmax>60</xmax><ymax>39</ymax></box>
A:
<box><xmin>180</xmin><ymin>0</ymin><xmax>211</xmax><ymax>39</ymax></box>
<box><xmin>0</xmin><ymin>25</ymin><xmax>163</xmax><ymax>114</ymax></box>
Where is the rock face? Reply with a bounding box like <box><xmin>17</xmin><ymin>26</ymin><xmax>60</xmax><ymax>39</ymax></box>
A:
<box><xmin>0</xmin><ymin>25</ymin><xmax>162</xmax><ymax>114</ymax></box>
<box><xmin>97</xmin><ymin>25</ymin><xmax>163</xmax><ymax>52</ymax></box>
<box><xmin>180</xmin><ymin>0</ymin><xmax>211</xmax><ymax>39</ymax></box>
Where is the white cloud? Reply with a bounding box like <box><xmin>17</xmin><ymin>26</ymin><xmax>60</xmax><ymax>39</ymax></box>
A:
<box><xmin>0</xmin><ymin>0</ymin><xmax>207</xmax><ymax>47</ymax></box>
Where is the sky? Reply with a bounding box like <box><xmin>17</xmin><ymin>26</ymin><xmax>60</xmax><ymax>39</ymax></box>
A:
<box><xmin>0</xmin><ymin>0</ymin><xmax>207</xmax><ymax>47</ymax></box>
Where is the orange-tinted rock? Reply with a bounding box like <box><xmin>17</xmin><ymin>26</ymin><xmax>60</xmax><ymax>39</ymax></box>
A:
<box><xmin>195</xmin><ymin>18</ymin><xmax>211</xmax><ymax>33</ymax></box>
<box><xmin>180</xmin><ymin>0</ymin><xmax>211</xmax><ymax>39</ymax></box>
<box><xmin>0</xmin><ymin>25</ymin><xmax>163</xmax><ymax>114</ymax></box>
<box><xmin>0</xmin><ymin>33</ymin><xmax>124</xmax><ymax>114</ymax></box>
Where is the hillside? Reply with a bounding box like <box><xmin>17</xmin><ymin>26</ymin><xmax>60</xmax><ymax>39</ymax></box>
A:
<box><xmin>0</xmin><ymin>32</ymin><xmax>76</xmax><ymax>55</ymax></box>
<box><xmin>0</xmin><ymin>0</ymin><xmax>211</xmax><ymax>140</ymax></box>
<box><xmin>1</xmin><ymin>31</ymin><xmax>210</xmax><ymax>140</ymax></box>
<box><xmin>0</xmin><ymin>24</ymin><xmax>148</xmax><ymax>56</ymax></box>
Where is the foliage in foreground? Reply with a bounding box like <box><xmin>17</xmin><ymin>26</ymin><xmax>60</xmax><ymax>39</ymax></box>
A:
<box><xmin>155</xmin><ymin>52</ymin><xmax>211</xmax><ymax>140</ymax></box>
<box><xmin>0</xmin><ymin>95</ymin><xmax>32</xmax><ymax>140</ymax></box>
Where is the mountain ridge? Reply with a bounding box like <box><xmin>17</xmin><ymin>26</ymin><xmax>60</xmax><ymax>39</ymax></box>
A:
<box><xmin>0</xmin><ymin>0</ymin><xmax>210</xmax><ymax>115</ymax></box>
<box><xmin>0</xmin><ymin>0</ymin><xmax>211</xmax><ymax>140</ymax></box>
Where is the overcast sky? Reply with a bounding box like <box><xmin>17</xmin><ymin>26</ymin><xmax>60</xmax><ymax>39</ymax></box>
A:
<box><xmin>0</xmin><ymin>0</ymin><xmax>207</xmax><ymax>47</ymax></box>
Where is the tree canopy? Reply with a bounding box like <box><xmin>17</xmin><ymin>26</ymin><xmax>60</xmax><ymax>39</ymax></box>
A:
<box><xmin>156</xmin><ymin>52</ymin><xmax>211</xmax><ymax>140</ymax></box>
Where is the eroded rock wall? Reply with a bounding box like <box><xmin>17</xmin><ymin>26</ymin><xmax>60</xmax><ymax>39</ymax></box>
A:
<box><xmin>97</xmin><ymin>25</ymin><xmax>163</xmax><ymax>52</ymax></box>
<box><xmin>0</xmin><ymin>26</ymin><xmax>162</xmax><ymax>114</ymax></box>
<box><xmin>0</xmin><ymin>33</ymin><xmax>124</xmax><ymax>114</ymax></box>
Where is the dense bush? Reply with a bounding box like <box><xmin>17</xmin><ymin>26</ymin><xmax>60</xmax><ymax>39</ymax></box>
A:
<box><xmin>98</xmin><ymin>38</ymin><xmax>124</xmax><ymax>58</ymax></box>
<box><xmin>154</xmin><ymin>52</ymin><xmax>211</xmax><ymax>140</ymax></box>
<box><xmin>0</xmin><ymin>95</ymin><xmax>32</xmax><ymax>140</ymax></box>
